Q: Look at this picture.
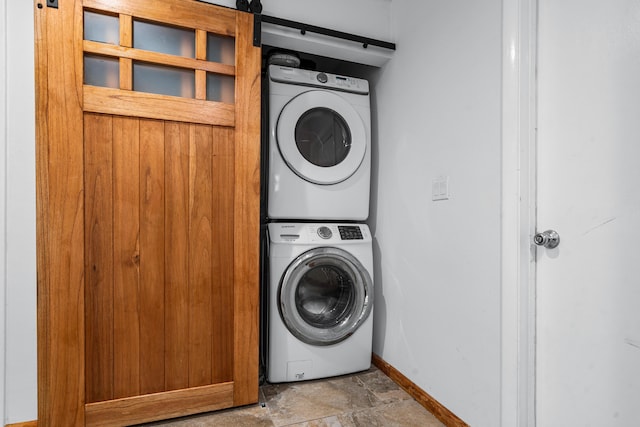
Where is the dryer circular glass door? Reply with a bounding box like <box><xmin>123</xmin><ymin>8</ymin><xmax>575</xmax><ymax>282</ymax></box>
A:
<box><xmin>278</xmin><ymin>247</ymin><xmax>373</xmax><ymax>346</ymax></box>
<box><xmin>276</xmin><ymin>90</ymin><xmax>367</xmax><ymax>185</ymax></box>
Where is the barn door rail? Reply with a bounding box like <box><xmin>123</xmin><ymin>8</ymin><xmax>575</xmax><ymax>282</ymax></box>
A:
<box><xmin>256</xmin><ymin>15</ymin><xmax>396</xmax><ymax>50</ymax></box>
<box><xmin>236</xmin><ymin>0</ymin><xmax>396</xmax><ymax>50</ymax></box>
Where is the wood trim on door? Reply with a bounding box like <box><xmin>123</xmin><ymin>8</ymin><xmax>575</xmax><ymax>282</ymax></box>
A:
<box><xmin>231</xmin><ymin>10</ymin><xmax>261</xmax><ymax>406</ymax></box>
<box><xmin>35</xmin><ymin>0</ymin><xmax>86</xmax><ymax>424</ymax></box>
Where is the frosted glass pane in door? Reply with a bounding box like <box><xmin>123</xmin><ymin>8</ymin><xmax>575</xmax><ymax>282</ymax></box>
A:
<box><xmin>206</xmin><ymin>73</ymin><xmax>234</xmax><ymax>103</ymax></box>
<box><xmin>84</xmin><ymin>11</ymin><xmax>119</xmax><ymax>44</ymax></box>
<box><xmin>133</xmin><ymin>20</ymin><xmax>195</xmax><ymax>58</ymax></box>
<box><xmin>207</xmin><ymin>33</ymin><xmax>235</xmax><ymax>64</ymax></box>
<box><xmin>133</xmin><ymin>62</ymin><xmax>194</xmax><ymax>98</ymax></box>
<box><xmin>84</xmin><ymin>55</ymin><xmax>119</xmax><ymax>88</ymax></box>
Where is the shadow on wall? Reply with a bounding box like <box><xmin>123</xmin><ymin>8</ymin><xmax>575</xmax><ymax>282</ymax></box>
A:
<box><xmin>367</xmin><ymin>67</ymin><xmax>381</xmax><ymax>233</ymax></box>
<box><xmin>371</xmin><ymin>237</ymin><xmax>387</xmax><ymax>354</ymax></box>
<box><xmin>366</xmin><ymin>68</ymin><xmax>387</xmax><ymax>355</ymax></box>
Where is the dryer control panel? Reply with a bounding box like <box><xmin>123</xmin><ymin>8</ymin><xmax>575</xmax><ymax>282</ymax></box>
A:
<box><xmin>269</xmin><ymin>65</ymin><xmax>369</xmax><ymax>95</ymax></box>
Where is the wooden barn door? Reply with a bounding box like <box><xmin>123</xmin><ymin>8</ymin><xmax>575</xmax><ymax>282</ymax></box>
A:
<box><xmin>35</xmin><ymin>0</ymin><xmax>261</xmax><ymax>425</ymax></box>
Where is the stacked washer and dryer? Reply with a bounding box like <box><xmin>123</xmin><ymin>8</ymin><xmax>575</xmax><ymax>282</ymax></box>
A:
<box><xmin>265</xmin><ymin>64</ymin><xmax>374</xmax><ymax>383</ymax></box>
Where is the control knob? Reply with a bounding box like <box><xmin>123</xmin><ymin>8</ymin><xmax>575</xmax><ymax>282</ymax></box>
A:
<box><xmin>317</xmin><ymin>226</ymin><xmax>332</xmax><ymax>239</ymax></box>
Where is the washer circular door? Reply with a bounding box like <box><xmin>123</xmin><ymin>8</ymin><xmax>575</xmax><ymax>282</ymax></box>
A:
<box><xmin>276</xmin><ymin>90</ymin><xmax>367</xmax><ymax>185</ymax></box>
<box><xmin>278</xmin><ymin>247</ymin><xmax>373</xmax><ymax>346</ymax></box>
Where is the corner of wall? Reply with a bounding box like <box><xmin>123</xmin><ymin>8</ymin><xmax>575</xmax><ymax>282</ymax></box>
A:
<box><xmin>1</xmin><ymin>0</ymin><xmax>8</xmax><ymax>422</ymax></box>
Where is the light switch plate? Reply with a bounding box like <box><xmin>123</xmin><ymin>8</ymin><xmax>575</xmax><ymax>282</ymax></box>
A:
<box><xmin>432</xmin><ymin>176</ymin><xmax>449</xmax><ymax>201</ymax></box>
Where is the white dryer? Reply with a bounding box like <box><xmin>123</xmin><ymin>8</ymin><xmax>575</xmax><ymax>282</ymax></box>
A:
<box><xmin>267</xmin><ymin>222</ymin><xmax>374</xmax><ymax>383</ymax></box>
<box><xmin>267</xmin><ymin>65</ymin><xmax>371</xmax><ymax>221</ymax></box>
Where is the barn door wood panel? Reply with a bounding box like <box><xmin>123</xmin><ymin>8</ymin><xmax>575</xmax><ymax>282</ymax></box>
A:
<box><xmin>35</xmin><ymin>0</ymin><xmax>261</xmax><ymax>425</ymax></box>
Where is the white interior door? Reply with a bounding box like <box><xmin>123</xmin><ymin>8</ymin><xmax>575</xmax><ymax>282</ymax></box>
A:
<box><xmin>536</xmin><ymin>1</ymin><xmax>640</xmax><ymax>425</ymax></box>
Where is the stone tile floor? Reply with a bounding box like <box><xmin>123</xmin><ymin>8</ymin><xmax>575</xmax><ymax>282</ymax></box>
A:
<box><xmin>142</xmin><ymin>366</ymin><xmax>444</xmax><ymax>426</ymax></box>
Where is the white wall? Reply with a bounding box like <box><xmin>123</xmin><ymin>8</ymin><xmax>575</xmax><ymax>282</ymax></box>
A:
<box><xmin>369</xmin><ymin>1</ymin><xmax>503</xmax><ymax>426</ymax></box>
<box><xmin>3</xmin><ymin>0</ymin><xmax>37</xmax><ymax>424</ymax></box>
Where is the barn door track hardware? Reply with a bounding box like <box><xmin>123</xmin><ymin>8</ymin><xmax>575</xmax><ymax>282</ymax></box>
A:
<box><xmin>236</xmin><ymin>0</ymin><xmax>396</xmax><ymax>51</ymax></box>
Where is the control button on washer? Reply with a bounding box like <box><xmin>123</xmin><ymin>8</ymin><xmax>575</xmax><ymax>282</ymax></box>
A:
<box><xmin>317</xmin><ymin>73</ymin><xmax>328</xmax><ymax>83</ymax></box>
<box><xmin>317</xmin><ymin>226</ymin><xmax>332</xmax><ymax>239</ymax></box>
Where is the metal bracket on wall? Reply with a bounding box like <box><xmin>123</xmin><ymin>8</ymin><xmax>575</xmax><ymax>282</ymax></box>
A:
<box><xmin>47</xmin><ymin>0</ymin><xmax>58</xmax><ymax>8</ymax></box>
<box><xmin>253</xmin><ymin>13</ymin><xmax>262</xmax><ymax>47</ymax></box>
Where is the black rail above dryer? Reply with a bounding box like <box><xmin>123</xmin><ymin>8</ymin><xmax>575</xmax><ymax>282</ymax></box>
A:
<box><xmin>254</xmin><ymin>14</ymin><xmax>397</xmax><ymax>51</ymax></box>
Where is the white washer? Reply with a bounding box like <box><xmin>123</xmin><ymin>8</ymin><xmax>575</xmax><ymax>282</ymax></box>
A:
<box><xmin>267</xmin><ymin>65</ymin><xmax>371</xmax><ymax>221</ymax></box>
<box><xmin>267</xmin><ymin>222</ymin><xmax>374</xmax><ymax>383</ymax></box>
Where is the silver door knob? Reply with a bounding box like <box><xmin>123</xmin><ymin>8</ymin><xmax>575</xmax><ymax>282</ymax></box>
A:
<box><xmin>534</xmin><ymin>230</ymin><xmax>560</xmax><ymax>249</ymax></box>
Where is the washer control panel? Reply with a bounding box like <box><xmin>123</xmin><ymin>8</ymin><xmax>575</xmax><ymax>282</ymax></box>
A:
<box><xmin>338</xmin><ymin>226</ymin><xmax>364</xmax><ymax>240</ymax></box>
<box><xmin>269</xmin><ymin>223</ymin><xmax>371</xmax><ymax>244</ymax></box>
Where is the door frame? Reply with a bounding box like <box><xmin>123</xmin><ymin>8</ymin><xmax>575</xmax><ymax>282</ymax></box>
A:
<box><xmin>0</xmin><ymin>0</ymin><xmax>7</xmax><ymax>421</ymax></box>
<box><xmin>501</xmin><ymin>0</ymin><xmax>537</xmax><ymax>425</ymax></box>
